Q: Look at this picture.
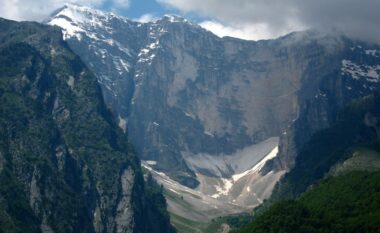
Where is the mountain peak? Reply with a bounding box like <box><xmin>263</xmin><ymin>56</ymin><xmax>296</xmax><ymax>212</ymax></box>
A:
<box><xmin>47</xmin><ymin>4</ymin><xmax>128</xmax><ymax>40</ymax></box>
<box><xmin>47</xmin><ymin>5</ymin><xmax>199</xmax><ymax>40</ymax></box>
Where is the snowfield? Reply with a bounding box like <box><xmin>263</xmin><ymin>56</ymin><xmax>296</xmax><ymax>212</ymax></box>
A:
<box><xmin>142</xmin><ymin>137</ymin><xmax>286</xmax><ymax>221</ymax></box>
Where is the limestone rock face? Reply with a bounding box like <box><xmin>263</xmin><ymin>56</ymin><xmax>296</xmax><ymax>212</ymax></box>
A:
<box><xmin>48</xmin><ymin>4</ymin><xmax>380</xmax><ymax>189</ymax></box>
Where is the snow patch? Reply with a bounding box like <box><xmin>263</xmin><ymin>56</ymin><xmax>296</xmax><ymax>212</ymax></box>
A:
<box><xmin>163</xmin><ymin>14</ymin><xmax>188</xmax><ymax>23</ymax></box>
<box><xmin>211</xmin><ymin>179</ymin><xmax>233</xmax><ymax>198</ymax></box>
<box><xmin>365</xmin><ymin>50</ymin><xmax>379</xmax><ymax>57</ymax></box>
<box><xmin>314</xmin><ymin>90</ymin><xmax>327</xmax><ymax>99</ymax></box>
<box><xmin>138</xmin><ymin>48</ymin><xmax>150</xmax><ymax>56</ymax></box>
<box><xmin>118</xmin><ymin>116</ymin><xmax>127</xmax><ymax>133</ymax></box>
<box><xmin>67</xmin><ymin>76</ymin><xmax>75</xmax><ymax>89</ymax></box>
<box><xmin>137</xmin><ymin>41</ymin><xmax>159</xmax><ymax>65</ymax></box>
<box><xmin>232</xmin><ymin>146</ymin><xmax>278</xmax><ymax>182</ymax></box>
<box><xmin>168</xmin><ymin>188</ymin><xmax>181</xmax><ymax>195</ymax></box>
<box><xmin>113</xmin><ymin>57</ymin><xmax>130</xmax><ymax>74</ymax></box>
<box><xmin>49</xmin><ymin>17</ymin><xmax>85</xmax><ymax>40</ymax></box>
<box><xmin>119</xmin><ymin>59</ymin><xmax>130</xmax><ymax>71</ymax></box>
<box><xmin>145</xmin><ymin>160</ymin><xmax>157</xmax><ymax>166</ymax></box>
<box><xmin>204</xmin><ymin>130</ymin><xmax>214</xmax><ymax>137</ymax></box>
<box><xmin>148</xmin><ymin>41</ymin><xmax>159</xmax><ymax>49</ymax></box>
<box><xmin>341</xmin><ymin>59</ymin><xmax>380</xmax><ymax>83</ymax></box>
<box><xmin>184</xmin><ymin>111</ymin><xmax>196</xmax><ymax>119</ymax></box>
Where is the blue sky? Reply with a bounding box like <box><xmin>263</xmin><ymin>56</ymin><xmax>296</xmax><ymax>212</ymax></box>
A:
<box><xmin>100</xmin><ymin>0</ymin><xmax>169</xmax><ymax>19</ymax></box>
<box><xmin>102</xmin><ymin>0</ymin><xmax>209</xmax><ymax>24</ymax></box>
<box><xmin>113</xmin><ymin>0</ymin><xmax>174</xmax><ymax>19</ymax></box>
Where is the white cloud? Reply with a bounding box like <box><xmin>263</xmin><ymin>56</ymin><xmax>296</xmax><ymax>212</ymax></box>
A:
<box><xmin>199</xmin><ymin>21</ymin><xmax>268</xmax><ymax>41</ymax></box>
<box><xmin>2</xmin><ymin>0</ymin><xmax>20</xmax><ymax>20</ymax></box>
<box><xmin>199</xmin><ymin>20</ymin><xmax>304</xmax><ymax>41</ymax></box>
<box><xmin>158</xmin><ymin>0</ymin><xmax>380</xmax><ymax>43</ymax></box>
<box><xmin>0</xmin><ymin>0</ymin><xmax>129</xmax><ymax>21</ymax></box>
<box><xmin>134</xmin><ymin>13</ymin><xmax>159</xmax><ymax>23</ymax></box>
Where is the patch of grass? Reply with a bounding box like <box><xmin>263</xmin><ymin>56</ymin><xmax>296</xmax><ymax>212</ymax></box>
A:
<box><xmin>170</xmin><ymin>213</ymin><xmax>208</xmax><ymax>233</ymax></box>
<box><xmin>164</xmin><ymin>189</ymin><xmax>195</xmax><ymax>211</ymax></box>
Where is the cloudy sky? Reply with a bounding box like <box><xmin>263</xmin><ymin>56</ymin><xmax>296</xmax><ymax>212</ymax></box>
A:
<box><xmin>1</xmin><ymin>0</ymin><xmax>379</xmax><ymax>42</ymax></box>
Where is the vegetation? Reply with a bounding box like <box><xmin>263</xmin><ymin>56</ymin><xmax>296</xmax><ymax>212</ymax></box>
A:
<box><xmin>168</xmin><ymin>209</ymin><xmax>252</xmax><ymax>233</ymax></box>
<box><xmin>236</xmin><ymin>91</ymin><xmax>380</xmax><ymax>232</ymax></box>
<box><xmin>142</xmin><ymin>174</ymin><xmax>176</xmax><ymax>233</ymax></box>
<box><xmin>271</xmin><ymin>96</ymin><xmax>377</xmax><ymax>202</ymax></box>
<box><xmin>237</xmin><ymin>171</ymin><xmax>380</xmax><ymax>233</ymax></box>
<box><xmin>0</xmin><ymin>18</ymin><xmax>174</xmax><ymax>233</ymax></box>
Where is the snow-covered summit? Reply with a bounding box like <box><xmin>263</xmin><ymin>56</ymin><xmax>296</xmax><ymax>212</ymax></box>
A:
<box><xmin>48</xmin><ymin>4</ymin><xmax>197</xmax><ymax>40</ymax></box>
<box><xmin>47</xmin><ymin>3</ymin><xmax>129</xmax><ymax>40</ymax></box>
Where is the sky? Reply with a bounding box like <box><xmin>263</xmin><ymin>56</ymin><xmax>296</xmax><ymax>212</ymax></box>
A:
<box><xmin>0</xmin><ymin>0</ymin><xmax>379</xmax><ymax>42</ymax></box>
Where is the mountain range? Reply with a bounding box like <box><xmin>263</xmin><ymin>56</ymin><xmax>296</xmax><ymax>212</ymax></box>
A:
<box><xmin>46</xmin><ymin>3</ymin><xmax>380</xmax><ymax>220</ymax></box>
<box><xmin>0</xmin><ymin>3</ymin><xmax>379</xmax><ymax>233</ymax></box>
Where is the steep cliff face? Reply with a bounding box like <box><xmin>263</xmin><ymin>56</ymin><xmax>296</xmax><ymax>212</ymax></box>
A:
<box><xmin>270</xmin><ymin>90</ymin><xmax>380</xmax><ymax>201</ymax></box>
<box><xmin>0</xmin><ymin>18</ymin><xmax>174</xmax><ymax>233</ymax></box>
<box><xmin>47</xmin><ymin>4</ymin><xmax>380</xmax><ymax>210</ymax></box>
<box><xmin>237</xmin><ymin>91</ymin><xmax>380</xmax><ymax>233</ymax></box>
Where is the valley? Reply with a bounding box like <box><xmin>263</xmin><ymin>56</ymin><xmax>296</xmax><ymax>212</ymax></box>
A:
<box><xmin>0</xmin><ymin>2</ymin><xmax>379</xmax><ymax>233</ymax></box>
<box><xmin>44</xmin><ymin>5</ymin><xmax>380</xmax><ymax>230</ymax></box>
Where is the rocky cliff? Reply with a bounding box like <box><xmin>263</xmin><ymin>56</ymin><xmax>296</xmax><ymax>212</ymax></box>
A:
<box><xmin>0</xmin><ymin>18</ymin><xmax>174</xmax><ymax>233</ymax></box>
<box><xmin>47</xmin><ymin>3</ymin><xmax>380</xmax><ymax>214</ymax></box>
<box><xmin>237</xmin><ymin>90</ymin><xmax>380</xmax><ymax>233</ymax></box>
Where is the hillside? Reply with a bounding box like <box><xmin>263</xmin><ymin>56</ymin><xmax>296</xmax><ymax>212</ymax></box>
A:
<box><xmin>271</xmin><ymin>91</ymin><xmax>380</xmax><ymax>201</ymax></box>
<box><xmin>238</xmin><ymin>171</ymin><xmax>380</xmax><ymax>233</ymax></box>
<box><xmin>235</xmin><ymin>91</ymin><xmax>380</xmax><ymax>232</ymax></box>
<box><xmin>0</xmin><ymin>18</ymin><xmax>174</xmax><ymax>233</ymax></box>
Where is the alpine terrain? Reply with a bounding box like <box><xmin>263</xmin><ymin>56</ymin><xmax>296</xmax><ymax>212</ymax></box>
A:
<box><xmin>0</xmin><ymin>18</ymin><xmax>174</xmax><ymax>233</ymax></box>
<box><xmin>238</xmin><ymin>90</ymin><xmax>380</xmax><ymax>233</ymax></box>
<box><xmin>45</xmin><ymin>3</ymin><xmax>380</xmax><ymax>229</ymax></box>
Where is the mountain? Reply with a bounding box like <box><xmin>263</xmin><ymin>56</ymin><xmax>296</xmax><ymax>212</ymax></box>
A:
<box><xmin>46</xmin><ymin>3</ymin><xmax>380</xmax><ymax>227</ymax></box>
<box><xmin>236</xmin><ymin>90</ymin><xmax>380</xmax><ymax>232</ymax></box>
<box><xmin>0</xmin><ymin>18</ymin><xmax>174</xmax><ymax>233</ymax></box>
<box><xmin>270</xmin><ymin>91</ymin><xmax>380</xmax><ymax>201</ymax></box>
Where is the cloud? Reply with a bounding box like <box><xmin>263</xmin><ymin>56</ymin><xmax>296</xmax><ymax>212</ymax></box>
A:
<box><xmin>2</xmin><ymin>0</ymin><xmax>379</xmax><ymax>43</ymax></box>
<box><xmin>199</xmin><ymin>21</ymin><xmax>272</xmax><ymax>41</ymax></box>
<box><xmin>134</xmin><ymin>13</ymin><xmax>159</xmax><ymax>23</ymax></box>
<box><xmin>0</xmin><ymin>0</ymin><xmax>129</xmax><ymax>21</ymax></box>
<box><xmin>157</xmin><ymin>0</ymin><xmax>380</xmax><ymax>43</ymax></box>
